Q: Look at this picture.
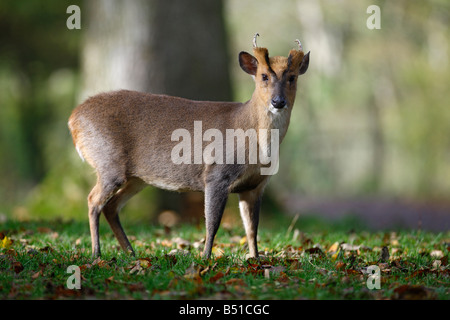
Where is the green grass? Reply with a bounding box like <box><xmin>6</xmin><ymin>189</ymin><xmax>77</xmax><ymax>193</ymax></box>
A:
<box><xmin>0</xmin><ymin>217</ymin><xmax>448</xmax><ymax>300</ymax></box>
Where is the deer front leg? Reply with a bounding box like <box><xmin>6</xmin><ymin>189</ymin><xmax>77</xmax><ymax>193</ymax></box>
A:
<box><xmin>202</xmin><ymin>184</ymin><xmax>229</xmax><ymax>259</ymax></box>
<box><xmin>238</xmin><ymin>186</ymin><xmax>264</xmax><ymax>258</ymax></box>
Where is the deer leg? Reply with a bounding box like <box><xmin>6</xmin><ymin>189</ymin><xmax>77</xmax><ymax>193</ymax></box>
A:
<box><xmin>88</xmin><ymin>174</ymin><xmax>125</xmax><ymax>257</ymax></box>
<box><xmin>103</xmin><ymin>178</ymin><xmax>146</xmax><ymax>256</ymax></box>
<box><xmin>202</xmin><ymin>184</ymin><xmax>229</xmax><ymax>259</ymax></box>
<box><xmin>238</xmin><ymin>187</ymin><xmax>264</xmax><ymax>258</ymax></box>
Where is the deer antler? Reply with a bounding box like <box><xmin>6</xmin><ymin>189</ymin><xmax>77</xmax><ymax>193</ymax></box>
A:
<box><xmin>253</xmin><ymin>33</ymin><xmax>260</xmax><ymax>48</ymax></box>
<box><xmin>295</xmin><ymin>39</ymin><xmax>303</xmax><ymax>51</ymax></box>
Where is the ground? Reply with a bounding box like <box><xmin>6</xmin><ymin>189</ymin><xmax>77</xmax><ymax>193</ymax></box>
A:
<box><xmin>0</xmin><ymin>218</ymin><xmax>448</xmax><ymax>300</ymax></box>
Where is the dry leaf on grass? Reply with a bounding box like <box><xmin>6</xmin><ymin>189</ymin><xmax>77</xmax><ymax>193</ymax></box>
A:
<box><xmin>128</xmin><ymin>257</ymin><xmax>153</xmax><ymax>275</ymax></box>
<box><xmin>393</xmin><ymin>284</ymin><xmax>435</xmax><ymax>300</ymax></box>
<box><xmin>1</xmin><ymin>235</ymin><xmax>13</xmax><ymax>249</ymax></box>
<box><xmin>12</xmin><ymin>261</ymin><xmax>23</xmax><ymax>274</ymax></box>
<box><xmin>304</xmin><ymin>247</ymin><xmax>324</xmax><ymax>256</ymax></box>
<box><xmin>430</xmin><ymin>250</ymin><xmax>444</xmax><ymax>259</ymax></box>
<box><xmin>167</xmin><ymin>248</ymin><xmax>190</xmax><ymax>257</ymax></box>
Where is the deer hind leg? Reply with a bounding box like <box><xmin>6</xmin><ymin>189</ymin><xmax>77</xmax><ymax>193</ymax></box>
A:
<box><xmin>102</xmin><ymin>178</ymin><xmax>146</xmax><ymax>256</ymax></box>
<box><xmin>88</xmin><ymin>173</ymin><xmax>126</xmax><ymax>257</ymax></box>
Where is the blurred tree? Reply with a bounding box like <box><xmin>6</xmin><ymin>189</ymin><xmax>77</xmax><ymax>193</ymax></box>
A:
<box><xmin>80</xmin><ymin>0</ymin><xmax>232</xmax><ymax>222</ymax></box>
<box><xmin>0</xmin><ymin>0</ymin><xmax>82</xmax><ymax>211</ymax></box>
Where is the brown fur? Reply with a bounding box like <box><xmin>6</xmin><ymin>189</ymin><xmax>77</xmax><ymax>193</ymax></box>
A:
<box><xmin>68</xmin><ymin>38</ymin><xmax>310</xmax><ymax>258</ymax></box>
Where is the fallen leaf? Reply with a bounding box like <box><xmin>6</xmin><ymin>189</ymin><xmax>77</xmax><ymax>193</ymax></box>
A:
<box><xmin>212</xmin><ymin>247</ymin><xmax>225</xmax><ymax>258</ymax></box>
<box><xmin>184</xmin><ymin>262</ymin><xmax>201</xmax><ymax>279</ymax></box>
<box><xmin>183</xmin><ymin>262</ymin><xmax>204</xmax><ymax>285</ymax></box>
<box><xmin>331</xmin><ymin>247</ymin><xmax>341</xmax><ymax>261</ymax></box>
<box><xmin>129</xmin><ymin>260</ymin><xmax>145</xmax><ymax>275</ymax></box>
<box><xmin>327</xmin><ymin>242</ymin><xmax>339</xmax><ymax>254</ymax></box>
<box><xmin>225</xmin><ymin>278</ymin><xmax>245</xmax><ymax>286</ymax></box>
<box><xmin>432</xmin><ymin>260</ymin><xmax>441</xmax><ymax>270</ymax></box>
<box><xmin>378</xmin><ymin>262</ymin><xmax>390</xmax><ymax>272</ymax></box>
<box><xmin>127</xmin><ymin>283</ymin><xmax>145</xmax><ymax>292</ymax></box>
<box><xmin>344</xmin><ymin>268</ymin><xmax>359</xmax><ymax>275</ymax></box>
<box><xmin>305</xmin><ymin>247</ymin><xmax>324</xmax><ymax>255</ymax></box>
<box><xmin>341</xmin><ymin>243</ymin><xmax>360</xmax><ymax>251</ymax></box>
<box><xmin>430</xmin><ymin>250</ymin><xmax>443</xmax><ymax>259</ymax></box>
<box><xmin>105</xmin><ymin>276</ymin><xmax>114</xmax><ymax>284</ymax></box>
<box><xmin>31</xmin><ymin>270</ymin><xmax>42</xmax><ymax>279</ymax></box>
<box><xmin>405</xmin><ymin>269</ymin><xmax>429</xmax><ymax>280</ymax></box>
<box><xmin>209</xmin><ymin>271</ymin><xmax>225</xmax><ymax>283</ymax></box>
<box><xmin>172</xmin><ymin>237</ymin><xmax>191</xmax><ymax>249</ymax></box>
<box><xmin>1</xmin><ymin>236</ymin><xmax>12</xmax><ymax>249</ymax></box>
<box><xmin>288</xmin><ymin>259</ymin><xmax>302</xmax><ymax>270</ymax></box>
<box><xmin>137</xmin><ymin>257</ymin><xmax>152</xmax><ymax>268</ymax></box>
<box><xmin>80</xmin><ymin>257</ymin><xmax>113</xmax><ymax>271</ymax></box>
<box><xmin>37</xmin><ymin>227</ymin><xmax>53</xmax><ymax>234</ymax></box>
<box><xmin>5</xmin><ymin>248</ymin><xmax>17</xmax><ymax>256</ymax></box>
<box><xmin>12</xmin><ymin>261</ymin><xmax>24</xmax><ymax>274</ymax></box>
<box><xmin>168</xmin><ymin>248</ymin><xmax>190</xmax><ymax>257</ymax></box>
<box><xmin>393</xmin><ymin>285</ymin><xmax>434</xmax><ymax>300</ymax></box>
<box><xmin>54</xmin><ymin>285</ymin><xmax>82</xmax><ymax>298</ymax></box>
<box><xmin>193</xmin><ymin>238</ymin><xmax>205</xmax><ymax>249</ymax></box>
<box><xmin>49</xmin><ymin>232</ymin><xmax>59</xmax><ymax>240</ymax></box>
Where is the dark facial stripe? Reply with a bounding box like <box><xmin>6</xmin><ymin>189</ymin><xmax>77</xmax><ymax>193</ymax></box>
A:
<box><xmin>263</xmin><ymin>51</ymin><xmax>276</xmax><ymax>77</ymax></box>
<box><xmin>287</xmin><ymin>54</ymin><xmax>293</xmax><ymax>70</ymax></box>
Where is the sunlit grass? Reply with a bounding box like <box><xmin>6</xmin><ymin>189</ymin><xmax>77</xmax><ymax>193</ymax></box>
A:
<box><xmin>0</xmin><ymin>217</ymin><xmax>448</xmax><ymax>300</ymax></box>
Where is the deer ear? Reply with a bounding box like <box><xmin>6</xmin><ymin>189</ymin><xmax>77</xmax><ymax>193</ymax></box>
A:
<box><xmin>299</xmin><ymin>51</ymin><xmax>310</xmax><ymax>75</ymax></box>
<box><xmin>239</xmin><ymin>51</ymin><xmax>258</xmax><ymax>76</ymax></box>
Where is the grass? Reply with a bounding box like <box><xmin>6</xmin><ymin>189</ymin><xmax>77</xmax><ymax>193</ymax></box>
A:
<box><xmin>0</xmin><ymin>216</ymin><xmax>449</xmax><ymax>300</ymax></box>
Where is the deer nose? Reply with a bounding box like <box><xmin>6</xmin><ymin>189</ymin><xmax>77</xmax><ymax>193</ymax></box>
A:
<box><xmin>271</xmin><ymin>96</ymin><xmax>287</xmax><ymax>109</ymax></box>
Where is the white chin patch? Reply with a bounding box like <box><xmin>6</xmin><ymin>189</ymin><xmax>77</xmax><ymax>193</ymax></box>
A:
<box><xmin>268</xmin><ymin>104</ymin><xmax>286</xmax><ymax>114</ymax></box>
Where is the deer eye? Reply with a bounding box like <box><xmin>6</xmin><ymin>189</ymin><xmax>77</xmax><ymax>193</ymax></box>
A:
<box><xmin>262</xmin><ymin>74</ymin><xmax>269</xmax><ymax>82</ymax></box>
<box><xmin>288</xmin><ymin>75</ymin><xmax>296</xmax><ymax>83</ymax></box>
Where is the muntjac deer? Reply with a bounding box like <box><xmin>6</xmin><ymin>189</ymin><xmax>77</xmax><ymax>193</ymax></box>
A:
<box><xmin>68</xmin><ymin>34</ymin><xmax>310</xmax><ymax>258</ymax></box>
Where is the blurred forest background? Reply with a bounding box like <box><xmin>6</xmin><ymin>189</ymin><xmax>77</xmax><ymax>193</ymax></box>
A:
<box><xmin>0</xmin><ymin>0</ymin><xmax>449</xmax><ymax>231</ymax></box>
